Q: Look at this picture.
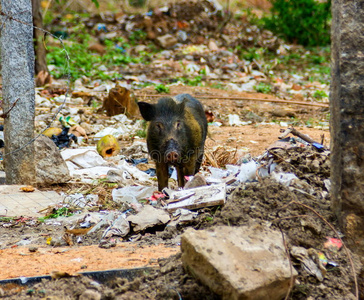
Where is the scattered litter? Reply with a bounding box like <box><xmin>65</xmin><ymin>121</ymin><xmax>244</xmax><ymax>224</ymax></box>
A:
<box><xmin>228</xmin><ymin>114</ymin><xmax>251</xmax><ymax>126</ymax></box>
<box><xmin>291</xmin><ymin>246</ymin><xmax>326</xmax><ymax>281</ymax></box>
<box><xmin>16</xmin><ymin>240</ymin><xmax>32</xmax><ymax>247</ymax></box>
<box><xmin>267</xmin><ymin>137</ymin><xmax>306</xmax><ymax>150</ymax></box>
<box><xmin>168</xmin><ymin>208</ymin><xmax>198</xmax><ymax>227</ymax></box>
<box><xmin>117</xmin><ymin>160</ymin><xmax>151</xmax><ymax>182</ymax></box>
<box><xmin>317</xmin><ymin>252</ymin><xmax>339</xmax><ymax>268</ymax></box>
<box><xmin>43</xmin><ymin>127</ymin><xmax>63</xmax><ymax>138</ymax></box>
<box><xmin>164</xmin><ymin>183</ymin><xmax>226</xmax><ymax>212</ymax></box>
<box><xmin>126</xmin><ymin>205</ymin><xmax>171</xmax><ymax>232</ymax></box>
<box><xmin>50</xmin><ymin>127</ymin><xmax>77</xmax><ymax>149</ymax></box>
<box><xmin>271</xmin><ymin>172</ymin><xmax>298</xmax><ymax>186</ymax></box>
<box><xmin>278</xmin><ymin>127</ymin><xmax>326</xmax><ymax>150</ymax></box>
<box><xmin>112</xmin><ymin>186</ymin><xmax>155</xmax><ymax>210</ymax></box>
<box><xmin>324</xmin><ymin>237</ymin><xmax>343</xmax><ymax>252</ymax></box>
<box><xmin>148</xmin><ymin>191</ymin><xmax>165</xmax><ymax>205</ymax></box>
<box><xmin>236</xmin><ymin>161</ymin><xmax>258</xmax><ymax>182</ymax></box>
<box><xmin>62</xmin><ymin>148</ymin><xmax>106</xmax><ymax>169</ymax></box>
<box><xmin>102</xmin><ymin>214</ymin><xmax>130</xmax><ymax>239</ymax></box>
<box><xmin>59</xmin><ymin>116</ymin><xmax>78</xmax><ymax>127</ymax></box>
<box><xmin>63</xmin><ymin>193</ymin><xmax>99</xmax><ymax>208</ymax></box>
<box><xmin>323</xmin><ymin>179</ymin><xmax>331</xmax><ymax>192</ymax></box>
<box><xmin>60</xmin><ymin>148</ymin><xmax>117</xmax><ymax>182</ymax></box>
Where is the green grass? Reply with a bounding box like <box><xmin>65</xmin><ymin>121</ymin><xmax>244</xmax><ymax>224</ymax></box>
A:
<box><xmin>46</xmin><ymin>33</ymin><xmax>152</xmax><ymax>81</ymax></box>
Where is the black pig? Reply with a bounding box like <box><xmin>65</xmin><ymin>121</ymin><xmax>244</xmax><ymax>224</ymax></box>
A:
<box><xmin>138</xmin><ymin>94</ymin><xmax>207</xmax><ymax>191</ymax></box>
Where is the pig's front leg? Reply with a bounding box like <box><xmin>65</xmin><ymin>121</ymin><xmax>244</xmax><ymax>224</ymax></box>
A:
<box><xmin>176</xmin><ymin>165</ymin><xmax>185</xmax><ymax>188</ymax></box>
<box><xmin>156</xmin><ymin>161</ymin><xmax>169</xmax><ymax>191</ymax></box>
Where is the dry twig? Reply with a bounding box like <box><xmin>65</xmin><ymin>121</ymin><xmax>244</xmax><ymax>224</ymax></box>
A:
<box><xmin>135</xmin><ymin>93</ymin><xmax>329</xmax><ymax>108</ymax></box>
<box><xmin>0</xmin><ymin>98</ymin><xmax>20</xmax><ymax>118</ymax></box>
<box><xmin>204</xmin><ymin>145</ymin><xmax>238</xmax><ymax>168</ymax></box>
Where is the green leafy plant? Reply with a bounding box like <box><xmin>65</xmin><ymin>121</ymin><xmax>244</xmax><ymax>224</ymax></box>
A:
<box><xmin>205</xmin><ymin>216</ymin><xmax>214</xmax><ymax>222</ymax></box>
<box><xmin>131</xmin><ymin>120</ymin><xmax>147</xmax><ymax>138</ymax></box>
<box><xmin>239</xmin><ymin>47</ymin><xmax>265</xmax><ymax>62</ymax></box>
<box><xmin>313</xmin><ymin>90</ymin><xmax>328</xmax><ymax>100</ymax></box>
<box><xmin>38</xmin><ymin>207</ymin><xmax>73</xmax><ymax>222</ymax></box>
<box><xmin>92</xmin><ymin>178</ymin><xmax>118</xmax><ymax>188</ymax></box>
<box><xmin>155</xmin><ymin>84</ymin><xmax>170</xmax><ymax>93</ymax></box>
<box><xmin>254</xmin><ymin>82</ymin><xmax>272</xmax><ymax>93</ymax></box>
<box><xmin>129</xmin><ymin>30</ymin><xmax>147</xmax><ymax>45</ymax></box>
<box><xmin>263</xmin><ymin>0</ymin><xmax>331</xmax><ymax>46</ymax></box>
<box><xmin>55</xmin><ymin>0</ymin><xmax>99</xmax><ymax>7</ymax></box>
<box><xmin>182</xmin><ymin>76</ymin><xmax>203</xmax><ymax>86</ymax></box>
<box><xmin>0</xmin><ymin>217</ymin><xmax>14</xmax><ymax>222</ymax></box>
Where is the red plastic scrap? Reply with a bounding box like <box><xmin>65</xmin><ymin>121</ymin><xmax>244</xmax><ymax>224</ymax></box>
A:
<box><xmin>324</xmin><ymin>237</ymin><xmax>343</xmax><ymax>252</ymax></box>
<box><xmin>149</xmin><ymin>191</ymin><xmax>165</xmax><ymax>202</ymax></box>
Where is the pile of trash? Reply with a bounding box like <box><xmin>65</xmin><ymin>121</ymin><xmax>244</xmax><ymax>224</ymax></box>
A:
<box><xmin>38</xmin><ymin>127</ymin><xmax>330</xmax><ymax>247</ymax></box>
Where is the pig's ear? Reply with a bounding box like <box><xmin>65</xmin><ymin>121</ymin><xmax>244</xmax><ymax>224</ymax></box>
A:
<box><xmin>138</xmin><ymin>102</ymin><xmax>156</xmax><ymax>121</ymax></box>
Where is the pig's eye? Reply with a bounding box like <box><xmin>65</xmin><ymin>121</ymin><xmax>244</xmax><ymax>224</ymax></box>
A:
<box><xmin>175</xmin><ymin>122</ymin><xmax>181</xmax><ymax>130</ymax></box>
<box><xmin>155</xmin><ymin>122</ymin><xmax>163</xmax><ymax>132</ymax></box>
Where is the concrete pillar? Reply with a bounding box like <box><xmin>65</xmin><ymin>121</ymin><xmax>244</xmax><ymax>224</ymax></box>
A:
<box><xmin>330</xmin><ymin>0</ymin><xmax>364</xmax><ymax>255</ymax></box>
<box><xmin>0</xmin><ymin>0</ymin><xmax>36</xmax><ymax>184</ymax></box>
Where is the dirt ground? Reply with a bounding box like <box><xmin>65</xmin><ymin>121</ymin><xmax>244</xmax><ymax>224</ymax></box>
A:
<box><xmin>2</xmin><ymin>0</ymin><xmax>362</xmax><ymax>297</ymax></box>
<box><xmin>2</xmin><ymin>84</ymin><xmax>356</xmax><ymax>299</ymax></box>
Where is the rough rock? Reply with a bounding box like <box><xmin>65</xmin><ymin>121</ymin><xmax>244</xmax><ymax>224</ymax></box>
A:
<box><xmin>35</xmin><ymin>135</ymin><xmax>71</xmax><ymax>185</ymax></box>
<box><xmin>156</xmin><ymin>34</ymin><xmax>178</xmax><ymax>49</ymax></box>
<box><xmin>181</xmin><ymin>225</ymin><xmax>297</xmax><ymax>300</ymax></box>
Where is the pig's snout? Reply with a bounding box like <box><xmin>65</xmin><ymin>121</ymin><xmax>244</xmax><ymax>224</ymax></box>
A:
<box><xmin>165</xmin><ymin>139</ymin><xmax>180</xmax><ymax>163</ymax></box>
<box><xmin>166</xmin><ymin>151</ymin><xmax>179</xmax><ymax>163</ymax></box>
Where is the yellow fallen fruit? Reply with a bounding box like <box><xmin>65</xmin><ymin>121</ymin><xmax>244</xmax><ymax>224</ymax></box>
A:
<box><xmin>43</xmin><ymin>127</ymin><xmax>62</xmax><ymax>138</ymax></box>
<box><xmin>97</xmin><ymin>135</ymin><xmax>120</xmax><ymax>158</ymax></box>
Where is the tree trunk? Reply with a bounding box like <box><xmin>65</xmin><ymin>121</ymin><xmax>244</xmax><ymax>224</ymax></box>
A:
<box><xmin>32</xmin><ymin>0</ymin><xmax>49</xmax><ymax>76</ymax></box>
<box><xmin>0</xmin><ymin>0</ymin><xmax>36</xmax><ymax>184</ymax></box>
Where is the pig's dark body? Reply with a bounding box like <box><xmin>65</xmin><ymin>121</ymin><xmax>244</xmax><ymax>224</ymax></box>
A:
<box><xmin>138</xmin><ymin>94</ymin><xmax>207</xmax><ymax>191</ymax></box>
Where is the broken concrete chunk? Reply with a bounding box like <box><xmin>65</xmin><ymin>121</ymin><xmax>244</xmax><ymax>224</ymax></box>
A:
<box><xmin>184</xmin><ymin>173</ymin><xmax>207</xmax><ymax>189</ymax></box>
<box><xmin>181</xmin><ymin>225</ymin><xmax>297</xmax><ymax>300</ymax></box>
<box><xmin>35</xmin><ymin>135</ymin><xmax>71</xmax><ymax>185</ymax></box>
<box><xmin>168</xmin><ymin>209</ymin><xmax>198</xmax><ymax>227</ymax></box>
<box><xmin>165</xmin><ymin>183</ymin><xmax>226</xmax><ymax>212</ymax></box>
<box><xmin>126</xmin><ymin>205</ymin><xmax>170</xmax><ymax>232</ymax></box>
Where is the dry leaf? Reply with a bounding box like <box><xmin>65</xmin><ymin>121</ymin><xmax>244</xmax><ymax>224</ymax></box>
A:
<box><xmin>20</xmin><ymin>186</ymin><xmax>35</xmax><ymax>193</ymax></box>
